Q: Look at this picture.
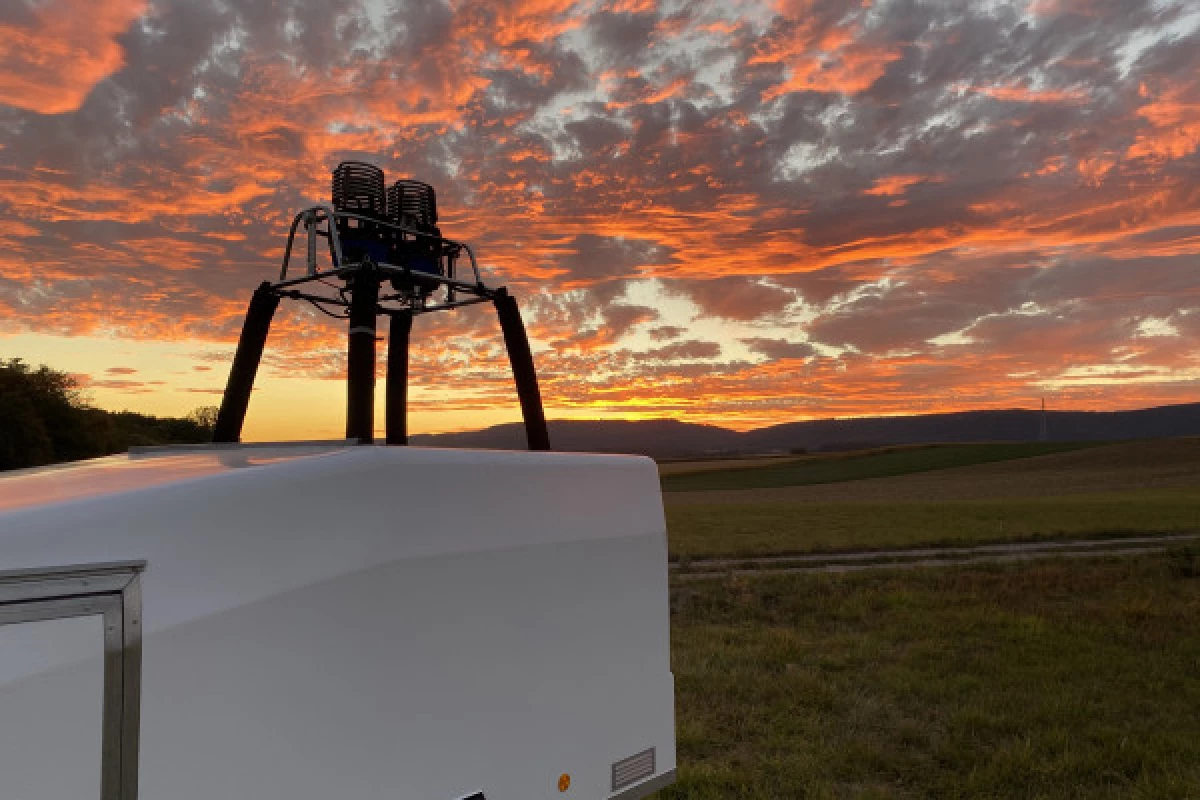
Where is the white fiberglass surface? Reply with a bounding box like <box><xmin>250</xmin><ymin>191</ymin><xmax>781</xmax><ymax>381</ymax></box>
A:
<box><xmin>0</xmin><ymin>447</ymin><xmax>345</xmax><ymax>514</ymax></box>
<box><xmin>0</xmin><ymin>446</ymin><xmax>674</xmax><ymax>798</ymax></box>
<box><xmin>0</xmin><ymin>614</ymin><xmax>105</xmax><ymax>799</ymax></box>
<box><xmin>136</xmin><ymin>533</ymin><xmax>674</xmax><ymax>800</ymax></box>
<box><xmin>0</xmin><ymin>448</ymin><xmax>665</xmax><ymax>642</ymax></box>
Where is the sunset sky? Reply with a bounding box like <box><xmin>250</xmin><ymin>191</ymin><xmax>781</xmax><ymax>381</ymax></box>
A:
<box><xmin>1</xmin><ymin>0</ymin><xmax>1199</xmax><ymax>440</ymax></box>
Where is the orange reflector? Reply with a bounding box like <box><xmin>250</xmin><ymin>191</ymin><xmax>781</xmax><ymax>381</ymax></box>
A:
<box><xmin>558</xmin><ymin>773</ymin><xmax>571</xmax><ymax>792</ymax></box>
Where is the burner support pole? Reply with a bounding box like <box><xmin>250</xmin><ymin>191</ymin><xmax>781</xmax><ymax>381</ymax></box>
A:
<box><xmin>213</xmin><ymin>282</ymin><xmax>279</xmax><ymax>443</ymax></box>
<box><xmin>493</xmin><ymin>288</ymin><xmax>550</xmax><ymax>451</ymax></box>
<box><xmin>386</xmin><ymin>312</ymin><xmax>413</xmax><ymax>445</ymax></box>
<box><xmin>346</xmin><ymin>269</ymin><xmax>380</xmax><ymax>443</ymax></box>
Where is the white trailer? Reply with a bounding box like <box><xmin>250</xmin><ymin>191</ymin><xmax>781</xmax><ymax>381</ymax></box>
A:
<box><xmin>0</xmin><ymin>443</ymin><xmax>676</xmax><ymax>800</ymax></box>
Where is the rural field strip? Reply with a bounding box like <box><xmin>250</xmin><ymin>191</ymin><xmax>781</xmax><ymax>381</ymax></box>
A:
<box><xmin>671</xmin><ymin>532</ymin><xmax>1200</xmax><ymax>580</ymax></box>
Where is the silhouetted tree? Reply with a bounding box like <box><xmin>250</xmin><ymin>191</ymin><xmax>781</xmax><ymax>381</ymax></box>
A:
<box><xmin>0</xmin><ymin>359</ymin><xmax>214</xmax><ymax>471</ymax></box>
<box><xmin>187</xmin><ymin>405</ymin><xmax>219</xmax><ymax>434</ymax></box>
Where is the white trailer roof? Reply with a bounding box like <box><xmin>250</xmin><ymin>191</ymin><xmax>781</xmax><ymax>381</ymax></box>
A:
<box><xmin>0</xmin><ymin>444</ymin><xmax>676</xmax><ymax>800</ymax></box>
<box><xmin>0</xmin><ymin>442</ymin><xmax>361</xmax><ymax>515</ymax></box>
<box><xmin>0</xmin><ymin>444</ymin><xmax>668</xmax><ymax>630</ymax></box>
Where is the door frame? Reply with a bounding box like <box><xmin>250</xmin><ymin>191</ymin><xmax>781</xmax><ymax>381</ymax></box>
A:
<box><xmin>0</xmin><ymin>561</ymin><xmax>145</xmax><ymax>800</ymax></box>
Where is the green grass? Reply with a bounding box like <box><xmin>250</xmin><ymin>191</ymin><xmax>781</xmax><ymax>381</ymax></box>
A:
<box><xmin>661</xmin><ymin>442</ymin><xmax>1097</xmax><ymax>493</ymax></box>
<box><xmin>657</xmin><ymin>554</ymin><xmax>1200</xmax><ymax>798</ymax></box>
<box><xmin>667</xmin><ymin>489</ymin><xmax>1200</xmax><ymax>559</ymax></box>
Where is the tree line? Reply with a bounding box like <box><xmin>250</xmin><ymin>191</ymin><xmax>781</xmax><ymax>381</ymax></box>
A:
<box><xmin>0</xmin><ymin>358</ymin><xmax>216</xmax><ymax>471</ymax></box>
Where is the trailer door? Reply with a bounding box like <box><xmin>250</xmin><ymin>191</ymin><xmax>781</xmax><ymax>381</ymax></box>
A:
<box><xmin>0</xmin><ymin>563</ymin><xmax>144</xmax><ymax>800</ymax></box>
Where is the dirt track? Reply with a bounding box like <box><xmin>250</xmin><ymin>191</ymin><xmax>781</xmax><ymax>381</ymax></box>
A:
<box><xmin>672</xmin><ymin>532</ymin><xmax>1200</xmax><ymax>579</ymax></box>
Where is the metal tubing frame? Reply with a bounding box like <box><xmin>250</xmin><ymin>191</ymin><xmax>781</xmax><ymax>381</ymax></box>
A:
<box><xmin>214</xmin><ymin>204</ymin><xmax>552</xmax><ymax>451</ymax></box>
<box><xmin>0</xmin><ymin>562</ymin><xmax>145</xmax><ymax>800</ymax></box>
<box><xmin>276</xmin><ymin>264</ymin><xmax>489</xmax><ymax>314</ymax></box>
<box><xmin>279</xmin><ymin>205</ymin><xmax>482</xmax><ymax>288</ymax></box>
<box><xmin>381</xmin><ymin>295</ymin><xmax>490</xmax><ymax>314</ymax></box>
<box><xmin>280</xmin><ymin>203</ymin><xmax>345</xmax><ymax>277</ymax></box>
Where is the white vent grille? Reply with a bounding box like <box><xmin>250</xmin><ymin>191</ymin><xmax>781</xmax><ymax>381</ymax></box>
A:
<box><xmin>611</xmin><ymin>747</ymin><xmax>656</xmax><ymax>791</ymax></box>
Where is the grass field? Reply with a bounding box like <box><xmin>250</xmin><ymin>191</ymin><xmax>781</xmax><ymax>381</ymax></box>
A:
<box><xmin>650</xmin><ymin>439</ymin><xmax>1200</xmax><ymax>796</ymax></box>
<box><xmin>666</xmin><ymin>488</ymin><xmax>1200</xmax><ymax>559</ymax></box>
<box><xmin>661</xmin><ymin>442</ymin><xmax>1097</xmax><ymax>493</ymax></box>
<box><xmin>658</xmin><ymin>552</ymin><xmax>1200</xmax><ymax>798</ymax></box>
<box><xmin>662</xmin><ymin>438</ymin><xmax>1200</xmax><ymax>505</ymax></box>
<box><xmin>660</xmin><ymin>439</ymin><xmax>1200</xmax><ymax>558</ymax></box>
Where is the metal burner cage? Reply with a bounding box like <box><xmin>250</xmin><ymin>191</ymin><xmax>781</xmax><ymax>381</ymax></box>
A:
<box><xmin>275</xmin><ymin>203</ymin><xmax>488</xmax><ymax>315</ymax></box>
<box><xmin>211</xmin><ymin>202</ymin><xmax>550</xmax><ymax>450</ymax></box>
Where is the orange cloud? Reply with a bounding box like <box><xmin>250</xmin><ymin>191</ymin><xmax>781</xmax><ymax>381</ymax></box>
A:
<box><xmin>1126</xmin><ymin>81</ymin><xmax>1200</xmax><ymax>164</ymax></box>
<box><xmin>760</xmin><ymin>43</ymin><xmax>901</xmax><ymax>99</ymax></box>
<box><xmin>1076</xmin><ymin>154</ymin><xmax>1117</xmax><ymax>185</ymax></box>
<box><xmin>0</xmin><ymin>0</ymin><xmax>147</xmax><ymax>114</ymax></box>
<box><xmin>863</xmin><ymin>175</ymin><xmax>926</xmax><ymax>197</ymax></box>
<box><xmin>749</xmin><ymin>2</ymin><xmax>901</xmax><ymax>99</ymax></box>
<box><xmin>970</xmin><ymin>83</ymin><xmax>1089</xmax><ymax>104</ymax></box>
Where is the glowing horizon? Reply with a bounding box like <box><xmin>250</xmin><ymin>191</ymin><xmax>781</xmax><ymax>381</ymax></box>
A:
<box><xmin>2</xmin><ymin>0</ymin><xmax>1199</xmax><ymax>440</ymax></box>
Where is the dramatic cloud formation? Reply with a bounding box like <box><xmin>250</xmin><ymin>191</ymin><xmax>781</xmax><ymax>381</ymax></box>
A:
<box><xmin>0</xmin><ymin>0</ymin><xmax>148</xmax><ymax>113</ymax></box>
<box><xmin>1</xmin><ymin>0</ymin><xmax>1199</xmax><ymax>435</ymax></box>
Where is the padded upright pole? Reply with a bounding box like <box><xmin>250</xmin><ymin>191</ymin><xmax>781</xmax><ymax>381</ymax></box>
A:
<box><xmin>493</xmin><ymin>288</ymin><xmax>550</xmax><ymax>451</ymax></box>
<box><xmin>213</xmin><ymin>281</ymin><xmax>279</xmax><ymax>443</ymax></box>
<box><xmin>386</xmin><ymin>312</ymin><xmax>413</xmax><ymax>445</ymax></box>
<box><xmin>346</xmin><ymin>269</ymin><xmax>380</xmax><ymax>443</ymax></box>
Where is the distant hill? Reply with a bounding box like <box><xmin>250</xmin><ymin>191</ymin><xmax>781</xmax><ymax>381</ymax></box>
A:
<box><xmin>743</xmin><ymin>404</ymin><xmax>1200</xmax><ymax>453</ymax></box>
<box><xmin>410</xmin><ymin>402</ymin><xmax>1200</xmax><ymax>459</ymax></box>
<box><xmin>411</xmin><ymin>419</ymin><xmax>744</xmax><ymax>457</ymax></box>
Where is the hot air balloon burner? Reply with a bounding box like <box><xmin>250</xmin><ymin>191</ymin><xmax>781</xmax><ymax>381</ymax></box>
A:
<box><xmin>211</xmin><ymin>161</ymin><xmax>549</xmax><ymax>450</ymax></box>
